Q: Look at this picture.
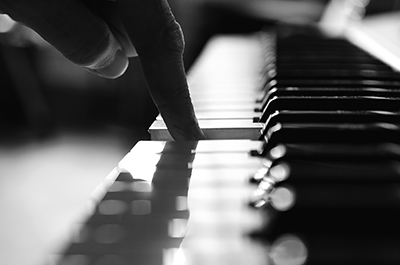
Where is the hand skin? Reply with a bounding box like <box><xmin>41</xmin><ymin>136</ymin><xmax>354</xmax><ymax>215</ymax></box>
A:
<box><xmin>0</xmin><ymin>0</ymin><xmax>206</xmax><ymax>141</ymax></box>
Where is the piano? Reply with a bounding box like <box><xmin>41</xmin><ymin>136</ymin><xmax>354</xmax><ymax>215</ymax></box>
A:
<box><xmin>149</xmin><ymin>0</ymin><xmax>400</xmax><ymax>140</ymax></box>
<box><xmin>49</xmin><ymin>1</ymin><xmax>400</xmax><ymax>264</ymax></box>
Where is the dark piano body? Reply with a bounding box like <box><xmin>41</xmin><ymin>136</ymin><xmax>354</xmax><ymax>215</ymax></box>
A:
<box><xmin>52</xmin><ymin>2</ymin><xmax>400</xmax><ymax>265</ymax></box>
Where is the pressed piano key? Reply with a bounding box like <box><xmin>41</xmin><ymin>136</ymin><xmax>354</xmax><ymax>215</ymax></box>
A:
<box><xmin>149</xmin><ymin>119</ymin><xmax>263</xmax><ymax>140</ymax></box>
<box><xmin>259</xmin><ymin>96</ymin><xmax>400</xmax><ymax>122</ymax></box>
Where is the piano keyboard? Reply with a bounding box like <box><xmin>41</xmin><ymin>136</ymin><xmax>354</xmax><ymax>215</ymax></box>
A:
<box><xmin>148</xmin><ymin>33</ymin><xmax>267</xmax><ymax>140</ymax></box>
<box><xmin>149</xmin><ymin>24</ymin><xmax>400</xmax><ymax>140</ymax></box>
<box><xmin>51</xmin><ymin>23</ymin><xmax>400</xmax><ymax>265</ymax></box>
<box><xmin>52</xmin><ymin>138</ymin><xmax>400</xmax><ymax>265</ymax></box>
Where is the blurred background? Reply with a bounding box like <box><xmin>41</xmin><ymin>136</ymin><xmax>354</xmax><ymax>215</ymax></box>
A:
<box><xmin>0</xmin><ymin>0</ymin><xmax>399</xmax><ymax>264</ymax></box>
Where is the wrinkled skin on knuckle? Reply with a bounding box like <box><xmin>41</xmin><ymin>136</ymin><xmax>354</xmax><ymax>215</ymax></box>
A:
<box><xmin>156</xmin><ymin>1</ymin><xmax>185</xmax><ymax>53</ymax></box>
<box><xmin>117</xmin><ymin>0</ymin><xmax>184</xmax><ymax>55</ymax></box>
<box><xmin>161</xmin><ymin>19</ymin><xmax>185</xmax><ymax>54</ymax></box>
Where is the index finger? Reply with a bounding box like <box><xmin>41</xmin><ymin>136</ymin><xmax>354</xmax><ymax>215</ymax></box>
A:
<box><xmin>115</xmin><ymin>0</ymin><xmax>205</xmax><ymax>140</ymax></box>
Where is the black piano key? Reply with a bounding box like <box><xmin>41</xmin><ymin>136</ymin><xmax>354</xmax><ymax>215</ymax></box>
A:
<box><xmin>276</xmin><ymin>46</ymin><xmax>378</xmax><ymax>57</ymax></box>
<box><xmin>259</xmin><ymin>96</ymin><xmax>400</xmax><ymax>122</ymax></box>
<box><xmin>268</xmin><ymin>69</ymin><xmax>400</xmax><ymax>81</ymax></box>
<box><xmin>252</xmin><ymin>202</ymin><xmax>400</xmax><ymax>265</ymax></box>
<box><xmin>270</xmin><ymin>62</ymin><xmax>393</xmax><ymax>71</ymax></box>
<box><xmin>260</xmin><ymin>110</ymin><xmax>400</xmax><ymax>132</ymax></box>
<box><xmin>276</xmin><ymin>46</ymin><xmax>381</xmax><ymax>62</ymax></box>
<box><xmin>250</xmin><ymin>181</ymin><xmax>400</xmax><ymax>214</ymax></box>
<box><xmin>254</xmin><ymin>24</ymin><xmax>400</xmax><ymax>265</ymax></box>
<box><xmin>276</xmin><ymin>37</ymin><xmax>362</xmax><ymax>48</ymax></box>
<box><xmin>263</xmin><ymin>79</ymin><xmax>400</xmax><ymax>91</ymax></box>
<box><xmin>256</xmin><ymin>142</ymin><xmax>400</xmax><ymax>161</ymax></box>
<box><xmin>265</xmin><ymin>159</ymin><xmax>400</xmax><ymax>182</ymax></box>
<box><xmin>249</xmin><ymin>179</ymin><xmax>400</xmax><ymax>265</ymax></box>
<box><xmin>276</xmin><ymin>38</ymin><xmax>358</xmax><ymax>48</ymax></box>
<box><xmin>258</xmin><ymin>87</ymin><xmax>400</xmax><ymax>106</ymax></box>
<box><xmin>261</xmin><ymin>122</ymin><xmax>400</xmax><ymax>147</ymax></box>
<box><xmin>276</xmin><ymin>54</ymin><xmax>383</xmax><ymax>64</ymax></box>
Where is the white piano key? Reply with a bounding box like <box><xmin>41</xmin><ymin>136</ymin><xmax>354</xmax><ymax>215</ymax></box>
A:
<box><xmin>149</xmin><ymin>119</ymin><xmax>263</xmax><ymax>140</ymax></box>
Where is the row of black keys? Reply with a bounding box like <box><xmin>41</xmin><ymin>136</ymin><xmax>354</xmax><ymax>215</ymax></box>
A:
<box><xmin>247</xmin><ymin>27</ymin><xmax>400</xmax><ymax>265</ymax></box>
<box><xmin>249</xmin><ymin>141</ymin><xmax>400</xmax><ymax>265</ymax></box>
<box><xmin>254</xmin><ymin>29</ymin><xmax>400</xmax><ymax>143</ymax></box>
<box><xmin>252</xmin><ymin>27</ymin><xmax>400</xmax><ymax>204</ymax></box>
<box><xmin>253</xmin><ymin>29</ymin><xmax>400</xmax><ymax>127</ymax></box>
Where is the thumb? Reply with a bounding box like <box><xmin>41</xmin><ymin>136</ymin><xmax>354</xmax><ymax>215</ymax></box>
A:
<box><xmin>1</xmin><ymin>0</ymin><xmax>129</xmax><ymax>78</ymax></box>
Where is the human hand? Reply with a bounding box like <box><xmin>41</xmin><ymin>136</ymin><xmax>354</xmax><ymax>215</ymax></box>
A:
<box><xmin>0</xmin><ymin>0</ymin><xmax>205</xmax><ymax>140</ymax></box>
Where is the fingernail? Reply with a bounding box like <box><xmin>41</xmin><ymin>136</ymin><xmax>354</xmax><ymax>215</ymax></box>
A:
<box><xmin>85</xmin><ymin>50</ymin><xmax>129</xmax><ymax>79</ymax></box>
<box><xmin>93</xmin><ymin>49</ymin><xmax>129</xmax><ymax>79</ymax></box>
